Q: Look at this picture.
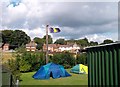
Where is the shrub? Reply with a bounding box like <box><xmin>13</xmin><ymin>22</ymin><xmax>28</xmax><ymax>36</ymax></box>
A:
<box><xmin>50</xmin><ymin>52</ymin><xmax>75</xmax><ymax>68</ymax></box>
<box><xmin>76</xmin><ymin>53</ymin><xmax>87</xmax><ymax>65</ymax></box>
<box><xmin>19</xmin><ymin>59</ymin><xmax>31</xmax><ymax>72</ymax></box>
<box><xmin>7</xmin><ymin>59</ymin><xmax>21</xmax><ymax>80</ymax></box>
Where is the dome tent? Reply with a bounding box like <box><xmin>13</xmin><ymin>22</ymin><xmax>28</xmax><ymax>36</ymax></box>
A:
<box><xmin>33</xmin><ymin>63</ymin><xmax>71</xmax><ymax>79</ymax></box>
<box><xmin>70</xmin><ymin>64</ymin><xmax>88</xmax><ymax>74</ymax></box>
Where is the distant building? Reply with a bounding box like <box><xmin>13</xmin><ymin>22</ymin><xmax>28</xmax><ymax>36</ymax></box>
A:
<box><xmin>58</xmin><ymin>43</ymin><xmax>80</xmax><ymax>53</ymax></box>
<box><xmin>58</xmin><ymin>45</ymin><xmax>72</xmax><ymax>52</ymax></box>
<box><xmin>3</xmin><ymin>43</ymin><xmax>9</xmax><ymax>51</ymax></box>
<box><xmin>43</xmin><ymin>44</ymin><xmax>59</xmax><ymax>52</ymax></box>
<box><xmin>26</xmin><ymin>41</ymin><xmax>37</xmax><ymax>51</ymax></box>
<box><xmin>43</xmin><ymin>43</ymin><xmax>80</xmax><ymax>53</ymax></box>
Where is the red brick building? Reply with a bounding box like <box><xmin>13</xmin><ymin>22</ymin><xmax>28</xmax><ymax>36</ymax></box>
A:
<box><xmin>43</xmin><ymin>44</ymin><xmax>60</xmax><ymax>52</ymax></box>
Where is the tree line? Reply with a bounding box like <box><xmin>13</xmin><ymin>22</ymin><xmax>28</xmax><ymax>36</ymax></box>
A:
<box><xmin>1</xmin><ymin>30</ymin><xmax>114</xmax><ymax>50</ymax></box>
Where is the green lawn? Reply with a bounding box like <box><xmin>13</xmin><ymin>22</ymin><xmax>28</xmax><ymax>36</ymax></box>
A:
<box><xmin>20</xmin><ymin>69</ymin><xmax>88</xmax><ymax>85</ymax></box>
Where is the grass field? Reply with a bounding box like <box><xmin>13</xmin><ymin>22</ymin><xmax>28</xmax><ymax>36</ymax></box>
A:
<box><xmin>20</xmin><ymin>70</ymin><xmax>88</xmax><ymax>85</ymax></box>
<box><xmin>1</xmin><ymin>52</ymin><xmax>88</xmax><ymax>85</ymax></box>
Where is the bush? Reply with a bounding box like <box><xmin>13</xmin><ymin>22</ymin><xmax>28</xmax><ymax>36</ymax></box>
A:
<box><xmin>76</xmin><ymin>53</ymin><xmax>87</xmax><ymax>65</ymax></box>
<box><xmin>7</xmin><ymin>59</ymin><xmax>21</xmax><ymax>80</ymax></box>
<box><xmin>9</xmin><ymin>51</ymin><xmax>46</xmax><ymax>73</ymax></box>
<box><xmin>19</xmin><ymin>59</ymin><xmax>31</xmax><ymax>72</ymax></box>
<box><xmin>50</xmin><ymin>52</ymin><xmax>75</xmax><ymax>68</ymax></box>
<box><xmin>18</xmin><ymin>51</ymin><xmax>46</xmax><ymax>71</ymax></box>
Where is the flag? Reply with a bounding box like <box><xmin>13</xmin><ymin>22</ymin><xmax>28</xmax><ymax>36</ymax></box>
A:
<box><xmin>50</xmin><ymin>27</ymin><xmax>61</xmax><ymax>33</ymax></box>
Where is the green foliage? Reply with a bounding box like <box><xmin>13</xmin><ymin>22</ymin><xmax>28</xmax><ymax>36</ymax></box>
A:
<box><xmin>19</xmin><ymin>59</ymin><xmax>31</xmax><ymax>72</ymax></box>
<box><xmin>14</xmin><ymin>51</ymin><xmax>46</xmax><ymax>72</ymax></box>
<box><xmin>2</xmin><ymin>30</ymin><xmax>31</xmax><ymax>48</ymax></box>
<box><xmin>50</xmin><ymin>52</ymin><xmax>75</xmax><ymax>68</ymax></box>
<box><xmin>100</xmin><ymin>39</ymin><xmax>114</xmax><ymax>45</ymax></box>
<box><xmin>54</xmin><ymin>38</ymin><xmax>66</xmax><ymax>45</ymax></box>
<box><xmin>7</xmin><ymin>59</ymin><xmax>21</xmax><ymax>80</ymax></box>
<box><xmin>89</xmin><ymin>41</ymin><xmax>98</xmax><ymax>46</ymax></box>
<box><xmin>34</xmin><ymin>35</ymin><xmax>53</xmax><ymax>50</ymax></box>
<box><xmin>33</xmin><ymin>37</ymin><xmax>45</xmax><ymax>50</ymax></box>
<box><xmin>7</xmin><ymin>49</ymin><xmax>46</xmax><ymax>74</ymax></box>
<box><xmin>2</xmin><ymin>30</ymin><xmax>13</xmax><ymax>43</ymax></box>
<box><xmin>76</xmin><ymin>53</ymin><xmax>87</xmax><ymax>65</ymax></box>
<box><xmin>77</xmin><ymin>38</ymin><xmax>89</xmax><ymax>47</ymax></box>
<box><xmin>15</xmin><ymin>46</ymin><xmax>26</xmax><ymax>53</ymax></box>
<box><xmin>43</xmin><ymin>35</ymin><xmax>53</xmax><ymax>44</ymax></box>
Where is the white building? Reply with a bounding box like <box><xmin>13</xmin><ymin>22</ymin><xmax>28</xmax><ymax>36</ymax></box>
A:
<box><xmin>58</xmin><ymin>43</ymin><xmax>80</xmax><ymax>53</ymax></box>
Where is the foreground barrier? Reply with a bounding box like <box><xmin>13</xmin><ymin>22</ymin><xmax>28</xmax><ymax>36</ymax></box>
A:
<box><xmin>86</xmin><ymin>42</ymin><xmax>120</xmax><ymax>86</ymax></box>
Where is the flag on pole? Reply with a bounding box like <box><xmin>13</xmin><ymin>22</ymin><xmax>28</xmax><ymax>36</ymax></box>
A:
<box><xmin>49</xmin><ymin>27</ymin><xmax>61</xmax><ymax>33</ymax></box>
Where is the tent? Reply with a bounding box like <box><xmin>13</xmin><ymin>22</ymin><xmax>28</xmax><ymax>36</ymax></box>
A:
<box><xmin>33</xmin><ymin>63</ymin><xmax>71</xmax><ymax>79</ymax></box>
<box><xmin>70</xmin><ymin>64</ymin><xmax>88</xmax><ymax>74</ymax></box>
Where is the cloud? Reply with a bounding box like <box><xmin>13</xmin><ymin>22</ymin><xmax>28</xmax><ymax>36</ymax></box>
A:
<box><xmin>1</xmin><ymin>0</ymin><xmax>118</xmax><ymax>42</ymax></box>
<box><xmin>84</xmin><ymin>34</ymin><xmax>115</xmax><ymax>43</ymax></box>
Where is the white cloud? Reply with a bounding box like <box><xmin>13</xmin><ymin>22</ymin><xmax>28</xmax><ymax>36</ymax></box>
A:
<box><xmin>2</xmin><ymin>3</ymin><xmax>27</xmax><ymax>28</ymax></box>
<box><xmin>1</xmin><ymin>1</ymin><xmax>118</xmax><ymax>43</ymax></box>
<box><xmin>84</xmin><ymin>33</ymin><xmax>117</xmax><ymax>43</ymax></box>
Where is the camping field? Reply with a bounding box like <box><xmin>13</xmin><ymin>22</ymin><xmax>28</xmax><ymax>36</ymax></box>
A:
<box><xmin>20</xmin><ymin>69</ymin><xmax>88</xmax><ymax>85</ymax></box>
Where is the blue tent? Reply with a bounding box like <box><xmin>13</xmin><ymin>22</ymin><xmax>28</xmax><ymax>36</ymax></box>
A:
<box><xmin>33</xmin><ymin>63</ymin><xmax>71</xmax><ymax>79</ymax></box>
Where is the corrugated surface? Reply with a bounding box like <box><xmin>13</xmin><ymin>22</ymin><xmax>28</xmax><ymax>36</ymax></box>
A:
<box><xmin>87</xmin><ymin>43</ymin><xmax>120</xmax><ymax>86</ymax></box>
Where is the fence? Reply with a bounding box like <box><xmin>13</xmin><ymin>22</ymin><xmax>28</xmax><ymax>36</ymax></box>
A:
<box><xmin>86</xmin><ymin>42</ymin><xmax>120</xmax><ymax>86</ymax></box>
<box><xmin>2</xmin><ymin>65</ymin><xmax>16</xmax><ymax>87</ymax></box>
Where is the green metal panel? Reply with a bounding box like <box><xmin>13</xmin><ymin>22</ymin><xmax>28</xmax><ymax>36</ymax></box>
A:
<box><xmin>87</xmin><ymin>43</ymin><xmax>120</xmax><ymax>86</ymax></box>
<box><xmin>113</xmin><ymin>48</ymin><xmax>118</xmax><ymax>85</ymax></box>
<box><xmin>101</xmin><ymin>48</ymin><xmax>105</xmax><ymax>86</ymax></box>
<box><xmin>98</xmin><ymin>50</ymin><xmax>102</xmax><ymax>85</ymax></box>
<box><xmin>91</xmin><ymin>51</ymin><xmax>95</xmax><ymax>85</ymax></box>
<box><xmin>105</xmin><ymin>48</ymin><xmax>109</xmax><ymax>85</ymax></box>
<box><xmin>95</xmin><ymin>49</ymin><xmax>98</xmax><ymax>86</ymax></box>
<box><xmin>88</xmin><ymin>51</ymin><xmax>92</xmax><ymax>86</ymax></box>
<box><xmin>118</xmin><ymin>44</ymin><xmax>120</xmax><ymax>85</ymax></box>
<box><xmin>109</xmin><ymin>47</ymin><xmax>114</xmax><ymax>85</ymax></box>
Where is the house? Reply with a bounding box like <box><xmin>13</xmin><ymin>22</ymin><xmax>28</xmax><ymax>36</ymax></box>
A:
<box><xmin>43</xmin><ymin>44</ymin><xmax>59</xmax><ymax>52</ymax></box>
<box><xmin>58</xmin><ymin>43</ymin><xmax>80</xmax><ymax>53</ymax></box>
<box><xmin>26</xmin><ymin>41</ymin><xmax>37</xmax><ymax>51</ymax></box>
<box><xmin>58</xmin><ymin>45</ymin><xmax>73</xmax><ymax>52</ymax></box>
<box><xmin>3</xmin><ymin>43</ymin><xmax>9</xmax><ymax>51</ymax></box>
<box><xmin>43</xmin><ymin>43</ymin><xmax>80</xmax><ymax>53</ymax></box>
<box><xmin>71</xmin><ymin>43</ymin><xmax>80</xmax><ymax>53</ymax></box>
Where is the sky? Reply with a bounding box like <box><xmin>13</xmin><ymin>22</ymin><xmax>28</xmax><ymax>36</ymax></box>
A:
<box><xmin>0</xmin><ymin>0</ymin><xmax>119</xmax><ymax>43</ymax></box>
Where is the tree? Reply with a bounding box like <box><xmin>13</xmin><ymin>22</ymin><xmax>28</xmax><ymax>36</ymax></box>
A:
<box><xmin>10</xmin><ymin>30</ymin><xmax>31</xmax><ymax>46</ymax></box>
<box><xmin>100</xmin><ymin>39</ymin><xmax>114</xmax><ymax>45</ymax></box>
<box><xmin>2</xmin><ymin>30</ymin><xmax>31</xmax><ymax>48</ymax></box>
<box><xmin>76</xmin><ymin>53</ymin><xmax>87</xmax><ymax>65</ymax></box>
<box><xmin>43</xmin><ymin>35</ymin><xmax>53</xmax><ymax>44</ymax></box>
<box><xmin>19</xmin><ymin>59</ymin><xmax>31</xmax><ymax>72</ymax></box>
<box><xmin>54</xmin><ymin>38</ymin><xmax>65</xmax><ymax>45</ymax></box>
<box><xmin>77</xmin><ymin>38</ymin><xmax>89</xmax><ymax>47</ymax></box>
<box><xmin>33</xmin><ymin>37</ymin><xmax>44</xmax><ymax>50</ymax></box>
<box><xmin>65</xmin><ymin>39</ymin><xmax>76</xmax><ymax>45</ymax></box>
<box><xmin>50</xmin><ymin>52</ymin><xmax>75</xmax><ymax>68</ymax></box>
<box><xmin>2</xmin><ymin>30</ymin><xmax>13</xmax><ymax>44</ymax></box>
<box><xmin>89</xmin><ymin>41</ymin><xmax>98</xmax><ymax>46</ymax></box>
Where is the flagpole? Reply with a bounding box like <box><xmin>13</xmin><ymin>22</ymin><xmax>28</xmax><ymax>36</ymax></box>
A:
<box><xmin>46</xmin><ymin>25</ymin><xmax>49</xmax><ymax>64</ymax></box>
